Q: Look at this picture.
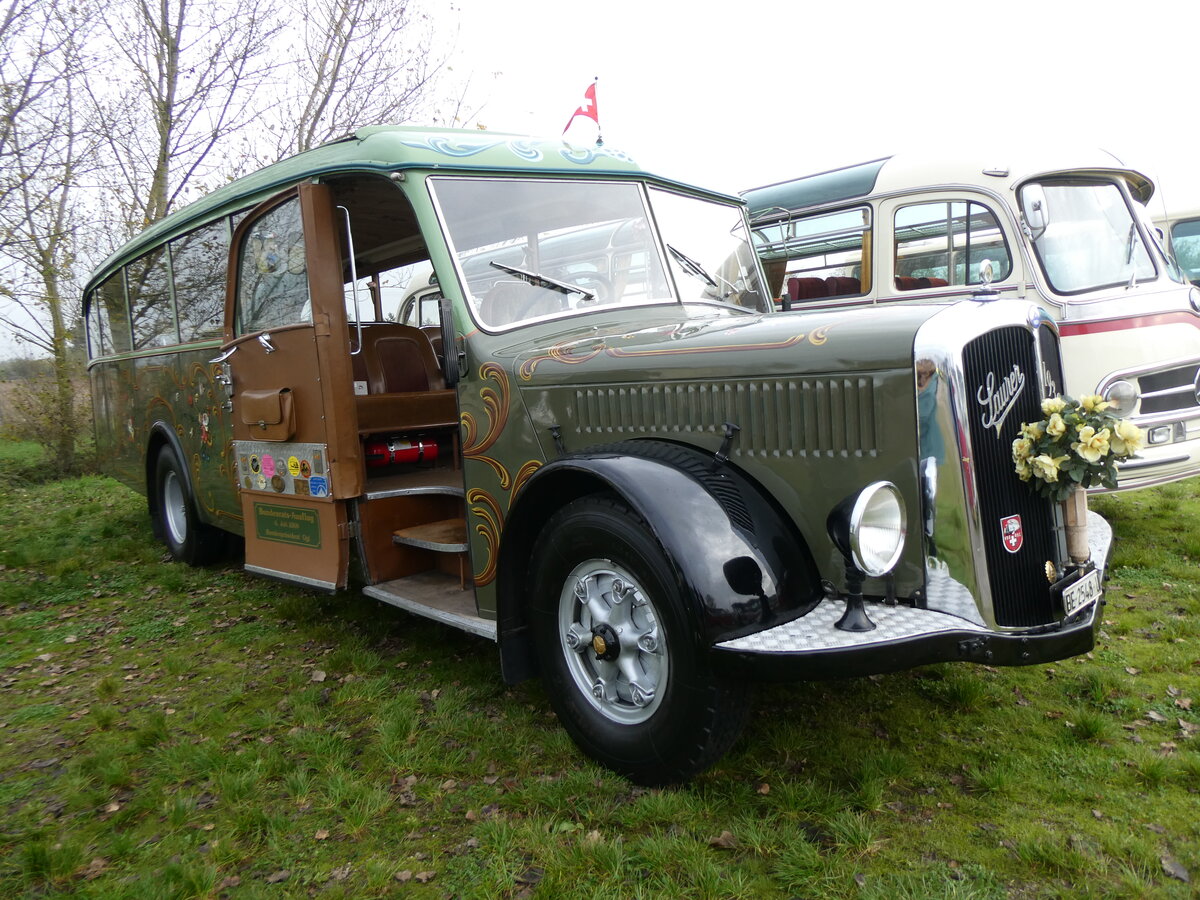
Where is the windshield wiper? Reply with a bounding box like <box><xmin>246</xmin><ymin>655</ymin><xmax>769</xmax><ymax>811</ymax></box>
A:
<box><xmin>489</xmin><ymin>261</ymin><xmax>595</xmax><ymax>302</ymax></box>
<box><xmin>667</xmin><ymin>244</ymin><xmax>718</xmax><ymax>288</ymax></box>
<box><xmin>1126</xmin><ymin>222</ymin><xmax>1138</xmax><ymax>265</ymax></box>
<box><xmin>667</xmin><ymin>245</ymin><xmax>740</xmax><ymax>299</ymax></box>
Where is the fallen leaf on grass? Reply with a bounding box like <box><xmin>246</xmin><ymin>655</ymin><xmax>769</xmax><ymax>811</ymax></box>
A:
<box><xmin>81</xmin><ymin>857</ymin><xmax>108</xmax><ymax>880</ymax></box>
<box><xmin>315</xmin><ymin>828</ymin><xmax>329</xmax><ymax>840</ymax></box>
<box><xmin>415</xmin><ymin>871</ymin><xmax>435</xmax><ymax>883</ymax></box>
<box><xmin>708</xmin><ymin>830</ymin><xmax>737</xmax><ymax>849</ymax></box>
<box><xmin>1145</xmin><ymin>711</ymin><xmax>1168</xmax><ymax>723</ymax></box>
<box><xmin>1161</xmin><ymin>856</ymin><xmax>1190</xmax><ymax>883</ymax></box>
<box><xmin>1125</xmin><ymin>667</ymin><xmax>1140</xmax><ymax>676</ymax></box>
<box><xmin>265</xmin><ymin>870</ymin><xmax>289</xmax><ymax>883</ymax></box>
<box><xmin>310</xmin><ymin>670</ymin><xmax>326</xmax><ymax>683</ymax></box>
<box><xmin>515</xmin><ymin>867</ymin><xmax>544</xmax><ymax>886</ymax></box>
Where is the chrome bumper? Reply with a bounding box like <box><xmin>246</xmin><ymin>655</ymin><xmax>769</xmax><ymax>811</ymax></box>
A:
<box><xmin>711</xmin><ymin>512</ymin><xmax>1112</xmax><ymax>682</ymax></box>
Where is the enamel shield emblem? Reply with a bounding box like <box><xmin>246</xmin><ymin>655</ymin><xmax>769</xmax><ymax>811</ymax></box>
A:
<box><xmin>1001</xmin><ymin>514</ymin><xmax>1023</xmax><ymax>553</ymax></box>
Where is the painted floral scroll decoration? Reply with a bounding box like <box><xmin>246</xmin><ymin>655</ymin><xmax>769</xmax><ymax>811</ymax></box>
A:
<box><xmin>461</xmin><ymin>361</ymin><xmax>512</xmax><ymax>488</ymax></box>
<box><xmin>1012</xmin><ymin>395</ymin><xmax>1145</xmax><ymax>501</ymax></box>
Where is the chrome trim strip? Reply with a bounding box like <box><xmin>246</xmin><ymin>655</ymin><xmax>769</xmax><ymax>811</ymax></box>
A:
<box><xmin>362</xmin><ymin>584</ymin><xmax>497</xmax><ymax>640</ymax></box>
<box><xmin>245</xmin><ymin>565</ymin><xmax>337</xmax><ymax>592</ymax></box>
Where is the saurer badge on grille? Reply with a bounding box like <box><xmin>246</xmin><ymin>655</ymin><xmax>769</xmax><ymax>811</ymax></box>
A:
<box><xmin>977</xmin><ymin>364</ymin><xmax>1026</xmax><ymax>435</ymax></box>
<box><xmin>1001</xmin><ymin>515</ymin><xmax>1023</xmax><ymax>553</ymax></box>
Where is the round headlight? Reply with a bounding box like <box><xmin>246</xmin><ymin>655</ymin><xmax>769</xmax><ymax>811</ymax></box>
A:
<box><xmin>828</xmin><ymin>482</ymin><xmax>907</xmax><ymax>577</ymax></box>
<box><xmin>1102</xmin><ymin>379</ymin><xmax>1138</xmax><ymax>417</ymax></box>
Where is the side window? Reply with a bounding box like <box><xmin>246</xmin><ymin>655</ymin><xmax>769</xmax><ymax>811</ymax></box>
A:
<box><xmin>387</xmin><ymin>262</ymin><xmax>441</xmax><ymax>325</ymax></box>
<box><xmin>235</xmin><ymin>198</ymin><xmax>310</xmax><ymax>335</ymax></box>
<box><xmin>1170</xmin><ymin>218</ymin><xmax>1200</xmax><ymax>285</ymax></box>
<box><xmin>172</xmin><ymin>219</ymin><xmax>230</xmax><ymax>342</ymax></box>
<box><xmin>894</xmin><ymin>201</ymin><xmax>1012</xmax><ymax>289</ymax></box>
<box><xmin>755</xmin><ymin>206</ymin><xmax>871</xmax><ymax>303</ymax></box>
<box><xmin>87</xmin><ymin>271</ymin><xmax>131</xmax><ymax>358</ymax></box>
<box><xmin>127</xmin><ymin>247</ymin><xmax>176</xmax><ymax>349</ymax></box>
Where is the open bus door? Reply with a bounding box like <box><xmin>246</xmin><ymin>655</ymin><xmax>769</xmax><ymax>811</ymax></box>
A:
<box><xmin>221</xmin><ymin>184</ymin><xmax>362</xmax><ymax>591</ymax></box>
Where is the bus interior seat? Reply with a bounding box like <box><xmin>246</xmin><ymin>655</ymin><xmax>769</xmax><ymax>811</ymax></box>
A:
<box><xmin>895</xmin><ymin>276</ymin><xmax>949</xmax><ymax>291</ymax></box>
<box><xmin>824</xmin><ymin>276</ymin><xmax>861</xmax><ymax>297</ymax></box>
<box><xmin>351</xmin><ymin>324</ymin><xmax>444</xmax><ymax>395</ymax></box>
<box><xmin>479</xmin><ymin>281</ymin><xmax>524</xmax><ymax>327</ymax></box>
<box><xmin>787</xmin><ymin>277</ymin><xmax>827</xmax><ymax>301</ymax></box>
<box><xmin>420</xmin><ymin>325</ymin><xmax>444</xmax><ymax>371</ymax></box>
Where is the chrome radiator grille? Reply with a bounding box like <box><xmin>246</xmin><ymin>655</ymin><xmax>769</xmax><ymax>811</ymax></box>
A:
<box><xmin>963</xmin><ymin>326</ymin><xmax>1059</xmax><ymax>627</ymax></box>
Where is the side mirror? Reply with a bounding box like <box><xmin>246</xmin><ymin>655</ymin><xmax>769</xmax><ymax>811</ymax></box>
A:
<box><xmin>1021</xmin><ymin>185</ymin><xmax>1049</xmax><ymax>241</ymax></box>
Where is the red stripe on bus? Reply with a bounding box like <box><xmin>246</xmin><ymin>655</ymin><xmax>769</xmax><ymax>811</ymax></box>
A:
<box><xmin>1057</xmin><ymin>311</ymin><xmax>1200</xmax><ymax>337</ymax></box>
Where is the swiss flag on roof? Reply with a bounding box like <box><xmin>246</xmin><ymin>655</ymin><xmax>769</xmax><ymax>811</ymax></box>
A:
<box><xmin>563</xmin><ymin>80</ymin><xmax>599</xmax><ymax>134</ymax></box>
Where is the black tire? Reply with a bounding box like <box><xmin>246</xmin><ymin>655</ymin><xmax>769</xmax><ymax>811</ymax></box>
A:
<box><xmin>528</xmin><ymin>493</ymin><xmax>750</xmax><ymax>785</ymax></box>
<box><xmin>154</xmin><ymin>445</ymin><xmax>224</xmax><ymax>566</ymax></box>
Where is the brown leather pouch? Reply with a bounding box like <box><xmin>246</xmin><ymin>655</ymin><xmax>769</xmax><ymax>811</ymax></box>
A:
<box><xmin>240</xmin><ymin>387</ymin><xmax>294</xmax><ymax>441</ymax></box>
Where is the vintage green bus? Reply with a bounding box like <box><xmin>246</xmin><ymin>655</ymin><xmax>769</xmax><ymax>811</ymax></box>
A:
<box><xmin>84</xmin><ymin>126</ymin><xmax>1110</xmax><ymax>783</ymax></box>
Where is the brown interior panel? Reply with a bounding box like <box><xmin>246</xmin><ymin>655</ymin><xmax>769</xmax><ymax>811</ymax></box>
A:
<box><xmin>358</xmin><ymin>492</ymin><xmax>466</xmax><ymax>582</ymax></box>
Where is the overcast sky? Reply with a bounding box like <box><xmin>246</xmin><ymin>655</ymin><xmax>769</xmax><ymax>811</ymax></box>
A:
<box><xmin>5</xmin><ymin>0</ymin><xmax>1196</xmax><ymax>361</ymax></box>
<box><xmin>450</xmin><ymin>0</ymin><xmax>1200</xmax><ymax>218</ymax></box>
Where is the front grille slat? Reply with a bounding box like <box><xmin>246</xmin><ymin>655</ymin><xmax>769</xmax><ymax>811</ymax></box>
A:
<box><xmin>573</xmin><ymin>378</ymin><xmax>879</xmax><ymax>458</ymax></box>
<box><xmin>963</xmin><ymin>326</ymin><xmax>1059</xmax><ymax>627</ymax></box>
<box><xmin>1138</xmin><ymin>364</ymin><xmax>1200</xmax><ymax>416</ymax></box>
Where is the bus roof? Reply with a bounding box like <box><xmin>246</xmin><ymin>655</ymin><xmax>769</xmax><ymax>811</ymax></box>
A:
<box><xmin>742</xmin><ymin>149</ymin><xmax>1156</xmax><ymax>220</ymax></box>
<box><xmin>85</xmin><ymin>125</ymin><xmax>731</xmax><ymax>297</ymax></box>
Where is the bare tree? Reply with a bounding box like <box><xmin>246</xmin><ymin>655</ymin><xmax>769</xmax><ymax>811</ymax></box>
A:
<box><xmin>271</xmin><ymin>0</ymin><xmax>450</xmax><ymax>157</ymax></box>
<box><xmin>0</xmin><ymin>0</ymin><xmax>102</xmax><ymax>471</ymax></box>
<box><xmin>0</xmin><ymin>0</ymin><xmax>71</xmax><ymax>243</ymax></box>
<box><xmin>90</xmin><ymin>0</ymin><xmax>282</xmax><ymax>232</ymax></box>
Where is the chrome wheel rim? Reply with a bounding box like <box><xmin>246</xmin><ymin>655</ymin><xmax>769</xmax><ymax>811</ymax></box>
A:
<box><xmin>558</xmin><ymin>559</ymin><xmax>667</xmax><ymax>725</ymax></box>
<box><xmin>162</xmin><ymin>469</ymin><xmax>188</xmax><ymax>546</ymax></box>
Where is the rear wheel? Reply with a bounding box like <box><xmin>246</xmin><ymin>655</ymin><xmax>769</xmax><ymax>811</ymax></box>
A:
<box><xmin>529</xmin><ymin>494</ymin><xmax>749</xmax><ymax>785</ymax></box>
<box><xmin>155</xmin><ymin>445</ymin><xmax>224</xmax><ymax>566</ymax></box>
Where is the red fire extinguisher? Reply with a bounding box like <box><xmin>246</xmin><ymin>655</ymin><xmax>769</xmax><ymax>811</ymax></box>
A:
<box><xmin>364</xmin><ymin>436</ymin><xmax>439</xmax><ymax>468</ymax></box>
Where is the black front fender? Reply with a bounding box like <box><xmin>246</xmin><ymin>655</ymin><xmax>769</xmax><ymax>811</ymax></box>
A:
<box><xmin>495</xmin><ymin>441</ymin><xmax>822</xmax><ymax>682</ymax></box>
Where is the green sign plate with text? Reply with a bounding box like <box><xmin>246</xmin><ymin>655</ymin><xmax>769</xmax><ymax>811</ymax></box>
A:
<box><xmin>254</xmin><ymin>503</ymin><xmax>322</xmax><ymax>548</ymax></box>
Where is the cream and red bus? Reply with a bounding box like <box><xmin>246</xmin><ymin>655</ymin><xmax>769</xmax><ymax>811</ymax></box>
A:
<box><xmin>745</xmin><ymin>151</ymin><xmax>1200</xmax><ymax>490</ymax></box>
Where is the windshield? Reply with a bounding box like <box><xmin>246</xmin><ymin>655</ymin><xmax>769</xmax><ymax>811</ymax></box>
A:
<box><xmin>1023</xmin><ymin>180</ymin><xmax>1155</xmax><ymax>294</ymax></box>
<box><xmin>647</xmin><ymin>186</ymin><xmax>769</xmax><ymax>311</ymax></box>
<box><xmin>430</xmin><ymin>177</ymin><xmax>768</xmax><ymax>330</ymax></box>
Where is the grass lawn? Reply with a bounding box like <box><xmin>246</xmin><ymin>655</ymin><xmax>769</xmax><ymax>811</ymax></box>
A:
<box><xmin>0</xmin><ymin>464</ymin><xmax>1196</xmax><ymax>898</ymax></box>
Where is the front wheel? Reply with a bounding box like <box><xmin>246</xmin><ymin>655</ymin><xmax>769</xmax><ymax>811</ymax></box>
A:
<box><xmin>529</xmin><ymin>494</ymin><xmax>750</xmax><ymax>785</ymax></box>
<box><xmin>154</xmin><ymin>445</ymin><xmax>224</xmax><ymax>566</ymax></box>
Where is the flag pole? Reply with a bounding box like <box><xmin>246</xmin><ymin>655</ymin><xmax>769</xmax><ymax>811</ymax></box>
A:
<box><xmin>593</xmin><ymin>77</ymin><xmax>603</xmax><ymax>147</ymax></box>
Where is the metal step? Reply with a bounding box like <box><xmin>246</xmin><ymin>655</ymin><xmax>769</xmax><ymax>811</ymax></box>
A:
<box><xmin>363</xmin><ymin>572</ymin><xmax>495</xmax><ymax>640</ymax></box>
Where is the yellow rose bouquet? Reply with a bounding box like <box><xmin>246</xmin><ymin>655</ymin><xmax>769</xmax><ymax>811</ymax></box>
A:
<box><xmin>1012</xmin><ymin>395</ymin><xmax>1145</xmax><ymax>501</ymax></box>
